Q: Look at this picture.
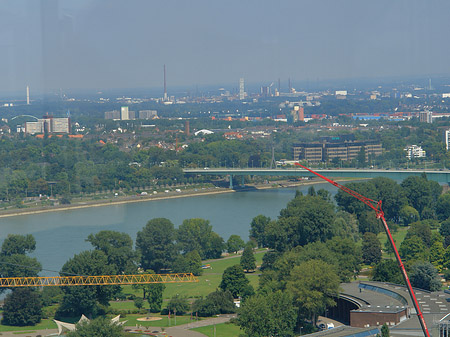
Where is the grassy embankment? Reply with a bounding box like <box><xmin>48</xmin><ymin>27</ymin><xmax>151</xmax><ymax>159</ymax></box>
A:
<box><xmin>192</xmin><ymin>322</ymin><xmax>243</xmax><ymax>337</ymax></box>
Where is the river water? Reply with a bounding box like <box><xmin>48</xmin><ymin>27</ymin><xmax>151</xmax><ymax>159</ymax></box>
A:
<box><xmin>0</xmin><ymin>183</ymin><xmax>339</xmax><ymax>275</ymax></box>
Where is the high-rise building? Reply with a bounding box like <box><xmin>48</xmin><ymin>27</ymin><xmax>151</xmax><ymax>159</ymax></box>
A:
<box><xmin>292</xmin><ymin>106</ymin><xmax>304</xmax><ymax>122</ymax></box>
<box><xmin>239</xmin><ymin>78</ymin><xmax>245</xmax><ymax>100</ymax></box>
<box><xmin>139</xmin><ymin>110</ymin><xmax>158</xmax><ymax>119</ymax></box>
<box><xmin>25</xmin><ymin>117</ymin><xmax>70</xmax><ymax>134</ymax></box>
<box><xmin>121</xmin><ymin>106</ymin><xmax>129</xmax><ymax>120</ymax></box>
<box><xmin>105</xmin><ymin>110</ymin><xmax>121</xmax><ymax>120</ymax></box>
<box><xmin>298</xmin><ymin>107</ymin><xmax>304</xmax><ymax>122</ymax></box>
<box><xmin>419</xmin><ymin>111</ymin><xmax>433</xmax><ymax>123</ymax></box>
<box><xmin>52</xmin><ymin>117</ymin><xmax>70</xmax><ymax>133</ymax></box>
<box><xmin>445</xmin><ymin>129</ymin><xmax>450</xmax><ymax>150</ymax></box>
<box><xmin>185</xmin><ymin>120</ymin><xmax>190</xmax><ymax>136</ymax></box>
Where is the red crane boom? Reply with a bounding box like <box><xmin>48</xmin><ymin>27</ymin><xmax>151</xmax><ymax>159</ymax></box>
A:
<box><xmin>294</xmin><ymin>163</ymin><xmax>430</xmax><ymax>337</ymax></box>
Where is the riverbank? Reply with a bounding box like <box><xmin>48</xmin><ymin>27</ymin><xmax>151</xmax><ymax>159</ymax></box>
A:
<box><xmin>0</xmin><ymin>177</ymin><xmax>363</xmax><ymax>219</ymax></box>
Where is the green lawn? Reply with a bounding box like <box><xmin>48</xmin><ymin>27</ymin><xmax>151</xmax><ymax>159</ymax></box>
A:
<box><xmin>163</xmin><ymin>251</ymin><xmax>264</xmax><ymax>299</ymax></box>
<box><xmin>0</xmin><ymin>252</ymin><xmax>265</xmax><ymax>333</ymax></box>
<box><xmin>121</xmin><ymin>314</ymin><xmax>200</xmax><ymax>328</ymax></box>
<box><xmin>0</xmin><ymin>318</ymin><xmax>57</xmax><ymax>332</ymax></box>
<box><xmin>118</xmin><ymin>250</ymin><xmax>265</xmax><ymax>307</ymax></box>
<box><xmin>192</xmin><ymin>322</ymin><xmax>242</xmax><ymax>337</ymax></box>
<box><xmin>378</xmin><ymin>226</ymin><xmax>408</xmax><ymax>258</ymax></box>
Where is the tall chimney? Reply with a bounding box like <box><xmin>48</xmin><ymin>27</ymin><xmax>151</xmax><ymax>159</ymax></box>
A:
<box><xmin>163</xmin><ymin>65</ymin><xmax>168</xmax><ymax>101</ymax></box>
<box><xmin>26</xmin><ymin>86</ymin><xmax>30</xmax><ymax>105</ymax></box>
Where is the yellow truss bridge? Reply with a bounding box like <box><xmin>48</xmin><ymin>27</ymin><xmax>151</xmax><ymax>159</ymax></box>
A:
<box><xmin>0</xmin><ymin>273</ymin><xmax>198</xmax><ymax>287</ymax></box>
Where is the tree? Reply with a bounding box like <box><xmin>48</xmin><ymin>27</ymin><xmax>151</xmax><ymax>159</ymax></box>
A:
<box><xmin>326</xmin><ymin>237</ymin><xmax>362</xmax><ymax>282</ymax></box>
<box><xmin>429</xmin><ymin>241</ymin><xmax>445</xmax><ymax>272</ymax></box>
<box><xmin>56</xmin><ymin>250</ymin><xmax>117</xmax><ymax>318</ymax></box>
<box><xmin>440</xmin><ymin>218</ymin><xmax>450</xmax><ymax>237</ymax></box>
<box><xmin>192</xmin><ymin>289</ymin><xmax>236</xmax><ymax>317</ymax></box>
<box><xmin>86</xmin><ymin>230</ymin><xmax>137</xmax><ymax>273</ymax></box>
<box><xmin>177</xmin><ymin>218</ymin><xmax>224</xmax><ymax>259</ymax></box>
<box><xmin>399</xmin><ymin>205</ymin><xmax>420</xmax><ymax>226</ymax></box>
<box><xmin>240</xmin><ymin>244</ymin><xmax>256</xmax><ymax>272</ymax></box>
<box><xmin>250</xmin><ymin>215</ymin><xmax>270</xmax><ymax>247</ymax></box>
<box><xmin>362</xmin><ymin>232</ymin><xmax>382</xmax><ymax>265</ymax></box>
<box><xmin>370</xmin><ymin>177</ymin><xmax>407</xmax><ymax>222</ymax></box>
<box><xmin>66</xmin><ymin>317</ymin><xmax>125</xmax><ymax>337</ymax></box>
<box><xmin>2</xmin><ymin>288</ymin><xmax>42</xmax><ymax>326</ymax></box>
<box><xmin>276</xmin><ymin>194</ymin><xmax>335</xmax><ymax>249</ymax></box>
<box><xmin>0</xmin><ymin>234</ymin><xmax>42</xmax><ymax>293</ymax></box>
<box><xmin>358</xmin><ymin>211</ymin><xmax>382</xmax><ymax>234</ymax></box>
<box><xmin>405</xmin><ymin>221</ymin><xmax>432</xmax><ymax>247</ymax></box>
<box><xmin>226</xmin><ymin>235</ymin><xmax>245</xmax><ymax>254</ymax></box>
<box><xmin>409</xmin><ymin>261</ymin><xmax>441</xmax><ymax>291</ymax></box>
<box><xmin>436</xmin><ymin>193</ymin><xmax>450</xmax><ymax>221</ymax></box>
<box><xmin>335</xmin><ymin>181</ymin><xmax>377</xmax><ymax>217</ymax></box>
<box><xmin>219</xmin><ymin>264</ymin><xmax>252</xmax><ymax>298</ymax></box>
<box><xmin>401</xmin><ymin>176</ymin><xmax>440</xmax><ymax>217</ymax></box>
<box><xmin>332</xmin><ymin>211</ymin><xmax>359</xmax><ymax>241</ymax></box>
<box><xmin>163</xmin><ymin>294</ymin><xmax>189</xmax><ymax>315</ymax></box>
<box><xmin>136</xmin><ymin>218</ymin><xmax>177</xmax><ymax>273</ymax></box>
<box><xmin>399</xmin><ymin>235</ymin><xmax>428</xmax><ymax>263</ymax></box>
<box><xmin>147</xmin><ymin>282</ymin><xmax>165</xmax><ymax>313</ymax></box>
<box><xmin>172</xmin><ymin>250</ymin><xmax>203</xmax><ymax>276</ymax></box>
<box><xmin>356</xmin><ymin>147</ymin><xmax>366</xmax><ymax>167</ymax></box>
<box><xmin>238</xmin><ymin>291</ymin><xmax>297</xmax><ymax>337</ymax></box>
<box><xmin>134</xmin><ymin>297</ymin><xmax>144</xmax><ymax>311</ymax></box>
<box><xmin>260</xmin><ymin>250</ymin><xmax>281</xmax><ymax>271</ymax></box>
<box><xmin>381</xmin><ymin>323</ymin><xmax>390</xmax><ymax>337</ymax></box>
<box><xmin>371</xmin><ymin>260</ymin><xmax>404</xmax><ymax>285</ymax></box>
<box><xmin>1</xmin><ymin>234</ymin><xmax>36</xmax><ymax>256</ymax></box>
<box><xmin>287</xmin><ymin>260</ymin><xmax>340</xmax><ymax>325</ymax></box>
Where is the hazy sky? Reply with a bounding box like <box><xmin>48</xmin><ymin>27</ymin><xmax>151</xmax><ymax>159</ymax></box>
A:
<box><xmin>1</xmin><ymin>0</ymin><xmax>450</xmax><ymax>94</ymax></box>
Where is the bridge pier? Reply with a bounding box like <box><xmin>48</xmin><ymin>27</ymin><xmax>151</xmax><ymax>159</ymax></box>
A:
<box><xmin>229</xmin><ymin>175</ymin><xmax>233</xmax><ymax>189</ymax></box>
<box><xmin>242</xmin><ymin>175</ymin><xmax>245</xmax><ymax>186</ymax></box>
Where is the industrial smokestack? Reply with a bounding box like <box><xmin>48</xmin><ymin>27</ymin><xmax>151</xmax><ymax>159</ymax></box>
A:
<box><xmin>26</xmin><ymin>86</ymin><xmax>30</xmax><ymax>105</ymax></box>
<box><xmin>163</xmin><ymin>65</ymin><xmax>168</xmax><ymax>101</ymax></box>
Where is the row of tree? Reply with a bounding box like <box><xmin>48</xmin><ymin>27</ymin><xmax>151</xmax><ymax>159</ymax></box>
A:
<box><xmin>236</xmin><ymin>175</ymin><xmax>450</xmax><ymax>336</ymax></box>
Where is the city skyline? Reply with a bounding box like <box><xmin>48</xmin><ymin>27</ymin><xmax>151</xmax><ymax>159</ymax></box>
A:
<box><xmin>1</xmin><ymin>0</ymin><xmax>450</xmax><ymax>93</ymax></box>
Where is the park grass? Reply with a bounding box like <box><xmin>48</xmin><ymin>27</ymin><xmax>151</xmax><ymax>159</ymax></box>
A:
<box><xmin>191</xmin><ymin>322</ymin><xmax>242</xmax><ymax>337</ymax></box>
<box><xmin>163</xmin><ymin>250</ymin><xmax>265</xmax><ymax>299</ymax></box>
<box><xmin>121</xmin><ymin>314</ymin><xmax>199</xmax><ymax>328</ymax></box>
<box><xmin>378</xmin><ymin>226</ymin><xmax>408</xmax><ymax>258</ymax></box>
<box><xmin>117</xmin><ymin>250</ymin><xmax>266</xmax><ymax>308</ymax></box>
<box><xmin>0</xmin><ymin>318</ymin><xmax>57</xmax><ymax>332</ymax></box>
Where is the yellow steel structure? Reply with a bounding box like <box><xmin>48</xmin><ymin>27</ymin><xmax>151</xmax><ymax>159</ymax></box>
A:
<box><xmin>0</xmin><ymin>273</ymin><xmax>198</xmax><ymax>288</ymax></box>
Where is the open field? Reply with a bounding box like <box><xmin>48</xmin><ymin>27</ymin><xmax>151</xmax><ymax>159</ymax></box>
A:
<box><xmin>113</xmin><ymin>250</ymin><xmax>265</xmax><ymax>313</ymax></box>
<box><xmin>192</xmin><ymin>322</ymin><xmax>242</xmax><ymax>337</ymax></box>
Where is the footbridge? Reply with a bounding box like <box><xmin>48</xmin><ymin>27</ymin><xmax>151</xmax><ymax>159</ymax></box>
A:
<box><xmin>183</xmin><ymin>168</ymin><xmax>450</xmax><ymax>188</ymax></box>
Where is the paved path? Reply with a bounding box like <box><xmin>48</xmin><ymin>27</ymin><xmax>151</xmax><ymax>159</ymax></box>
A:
<box><xmin>124</xmin><ymin>314</ymin><xmax>236</xmax><ymax>337</ymax></box>
<box><xmin>0</xmin><ymin>315</ymin><xmax>236</xmax><ymax>337</ymax></box>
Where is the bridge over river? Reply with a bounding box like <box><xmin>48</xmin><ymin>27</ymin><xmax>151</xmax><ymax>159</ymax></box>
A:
<box><xmin>184</xmin><ymin>168</ymin><xmax>450</xmax><ymax>188</ymax></box>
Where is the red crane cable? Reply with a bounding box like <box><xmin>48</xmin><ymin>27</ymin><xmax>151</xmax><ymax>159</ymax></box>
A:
<box><xmin>294</xmin><ymin>163</ymin><xmax>430</xmax><ymax>337</ymax></box>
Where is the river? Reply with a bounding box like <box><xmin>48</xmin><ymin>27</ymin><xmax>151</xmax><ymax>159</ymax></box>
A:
<box><xmin>0</xmin><ymin>183</ymin><xmax>339</xmax><ymax>275</ymax></box>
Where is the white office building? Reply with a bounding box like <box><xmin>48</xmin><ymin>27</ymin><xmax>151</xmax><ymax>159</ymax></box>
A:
<box><xmin>404</xmin><ymin>145</ymin><xmax>426</xmax><ymax>160</ymax></box>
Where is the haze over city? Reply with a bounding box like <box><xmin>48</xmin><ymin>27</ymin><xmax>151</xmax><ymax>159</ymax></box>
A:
<box><xmin>2</xmin><ymin>0</ymin><xmax>450</xmax><ymax>94</ymax></box>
